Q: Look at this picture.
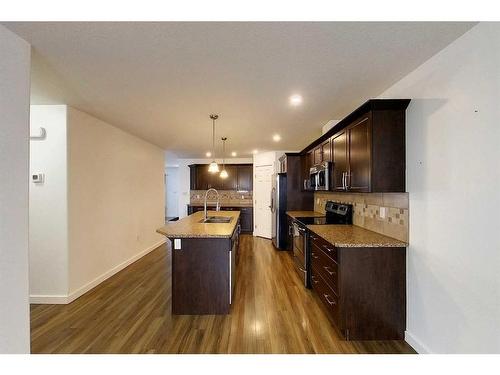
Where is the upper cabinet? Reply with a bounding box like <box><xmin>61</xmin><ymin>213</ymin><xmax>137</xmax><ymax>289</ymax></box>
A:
<box><xmin>302</xmin><ymin>99</ymin><xmax>410</xmax><ymax>193</ymax></box>
<box><xmin>331</xmin><ymin>130</ymin><xmax>348</xmax><ymax>191</ymax></box>
<box><xmin>236</xmin><ymin>165</ymin><xmax>253</xmax><ymax>191</ymax></box>
<box><xmin>189</xmin><ymin>164</ymin><xmax>253</xmax><ymax>191</ymax></box>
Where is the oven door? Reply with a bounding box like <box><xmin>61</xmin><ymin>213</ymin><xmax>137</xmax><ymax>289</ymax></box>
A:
<box><xmin>292</xmin><ymin>222</ymin><xmax>308</xmax><ymax>287</ymax></box>
<box><xmin>309</xmin><ymin>172</ymin><xmax>318</xmax><ymax>190</ymax></box>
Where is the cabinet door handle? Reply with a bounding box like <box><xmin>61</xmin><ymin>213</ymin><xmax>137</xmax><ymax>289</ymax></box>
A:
<box><xmin>323</xmin><ymin>266</ymin><xmax>335</xmax><ymax>276</ymax></box>
<box><xmin>322</xmin><ymin>244</ymin><xmax>334</xmax><ymax>253</ymax></box>
<box><xmin>341</xmin><ymin>172</ymin><xmax>346</xmax><ymax>190</ymax></box>
<box><xmin>311</xmin><ymin>275</ymin><xmax>319</xmax><ymax>284</ymax></box>
<box><xmin>324</xmin><ymin>294</ymin><xmax>336</xmax><ymax>306</ymax></box>
<box><xmin>311</xmin><ymin>252</ymin><xmax>319</xmax><ymax>259</ymax></box>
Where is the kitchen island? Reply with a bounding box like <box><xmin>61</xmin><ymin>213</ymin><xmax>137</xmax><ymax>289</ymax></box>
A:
<box><xmin>156</xmin><ymin>210</ymin><xmax>241</xmax><ymax>315</ymax></box>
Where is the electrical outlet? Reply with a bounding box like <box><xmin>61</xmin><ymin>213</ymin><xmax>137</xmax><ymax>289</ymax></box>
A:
<box><xmin>174</xmin><ymin>239</ymin><xmax>182</xmax><ymax>249</ymax></box>
<box><xmin>316</xmin><ymin>198</ymin><xmax>320</xmax><ymax>205</ymax></box>
<box><xmin>380</xmin><ymin>207</ymin><xmax>387</xmax><ymax>219</ymax></box>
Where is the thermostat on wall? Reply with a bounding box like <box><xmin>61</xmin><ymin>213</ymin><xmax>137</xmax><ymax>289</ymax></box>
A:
<box><xmin>32</xmin><ymin>173</ymin><xmax>45</xmax><ymax>184</ymax></box>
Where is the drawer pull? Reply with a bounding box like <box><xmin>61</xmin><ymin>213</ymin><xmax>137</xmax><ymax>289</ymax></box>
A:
<box><xmin>324</xmin><ymin>294</ymin><xmax>336</xmax><ymax>306</ymax></box>
<box><xmin>322</xmin><ymin>244</ymin><xmax>334</xmax><ymax>252</ymax></box>
<box><xmin>311</xmin><ymin>235</ymin><xmax>318</xmax><ymax>240</ymax></box>
<box><xmin>311</xmin><ymin>275</ymin><xmax>319</xmax><ymax>284</ymax></box>
<box><xmin>323</xmin><ymin>266</ymin><xmax>335</xmax><ymax>276</ymax></box>
<box><xmin>311</xmin><ymin>252</ymin><xmax>319</xmax><ymax>259</ymax></box>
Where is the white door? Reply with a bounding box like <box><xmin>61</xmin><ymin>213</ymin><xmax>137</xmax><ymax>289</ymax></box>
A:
<box><xmin>254</xmin><ymin>165</ymin><xmax>274</xmax><ymax>238</ymax></box>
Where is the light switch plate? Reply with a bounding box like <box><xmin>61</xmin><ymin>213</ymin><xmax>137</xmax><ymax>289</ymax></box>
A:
<box><xmin>174</xmin><ymin>238</ymin><xmax>181</xmax><ymax>249</ymax></box>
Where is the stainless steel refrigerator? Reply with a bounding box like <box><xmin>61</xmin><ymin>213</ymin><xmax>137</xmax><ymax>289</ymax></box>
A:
<box><xmin>271</xmin><ymin>173</ymin><xmax>287</xmax><ymax>250</ymax></box>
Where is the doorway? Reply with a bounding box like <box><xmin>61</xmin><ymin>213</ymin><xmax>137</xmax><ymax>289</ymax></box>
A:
<box><xmin>165</xmin><ymin>167</ymin><xmax>179</xmax><ymax>219</ymax></box>
<box><xmin>253</xmin><ymin>164</ymin><xmax>274</xmax><ymax>238</ymax></box>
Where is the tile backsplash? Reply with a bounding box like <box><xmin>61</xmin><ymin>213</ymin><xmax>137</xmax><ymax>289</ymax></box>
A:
<box><xmin>314</xmin><ymin>192</ymin><xmax>409</xmax><ymax>243</ymax></box>
<box><xmin>190</xmin><ymin>190</ymin><xmax>253</xmax><ymax>206</ymax></box>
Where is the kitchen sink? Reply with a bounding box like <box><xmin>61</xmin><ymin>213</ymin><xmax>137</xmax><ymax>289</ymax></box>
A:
<box><xmin>199</xmin><ymin>216</ymin><xmax>233</xmax><ymax>224</ymax></box>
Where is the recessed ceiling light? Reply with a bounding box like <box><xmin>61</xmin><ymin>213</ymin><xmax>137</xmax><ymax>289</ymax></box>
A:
<box><xmin>231</xmin><ymin>151</ymin><xmax>237</xmax><ymax>157</ymax></box>
<box><xmin>206</xmin><ymin>152</ymin><xmax>212</xmax><ymax>157</ymax></box>
<box><xmin>289</xmin><ymin>94</ymin><xmax>303</xmax><ymax>106</ymax></box>
<box><xmin>273</xmin><ymin>134</ymin><xmax>281</xmax><ymax>142</ymax></box>
<box><xmin>252</xmin><ymin>149</ymin><xmax>258</xmax><ymax>155</ymax></box>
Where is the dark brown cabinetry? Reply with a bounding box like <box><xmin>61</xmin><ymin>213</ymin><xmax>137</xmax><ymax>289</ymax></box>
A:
<box><xmin>302</xmin><ymin>99</ymin><xmax>410</xmax><ymax>193</ymax></box>
<box><xmin>236</xmin><ymin>165</ymin><xmax>253</xmax><ymax>191</ymax></box>
<box><xmin>331</xmin><ymin>130</ymin><xmax>348</xmax><ymax>191</ymax></box>
<box><xmin>239</xmin><ymin>207</ymin><xmax>253</xmax><ymax>233</ymax></box>
<box><xmin>188</xmin><ymin>205</ymin><xmax>253</xmax><ymax>234</ymax></box>
<box><xmin>313</xmin><ymin>146</ymin><xmax>322</xmax><ymax>165</ymax></box>
<box><xmin>321</xmin><ymin>139</ymin><xmax>331</xmax><ymax>162</ymax></box>
<box><xmin>189</xmin><ymin>164</ymin><xmax>253</xmax><ymax>191</ymax></box>
<box><xmin>346</xmin><ymin>116</ymin><xmax>370</xmax><ymax>191</ymax></box>
<box><xmin>309</xmin><ymin>231</ymin><xmax>406</xmax><ymax>340</ymax></box>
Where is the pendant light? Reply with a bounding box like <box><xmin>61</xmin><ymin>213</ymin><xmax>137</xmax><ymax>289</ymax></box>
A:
<box><xmin>220</xmin><ymin>137</ymin><xmax>228</xmax><ymax>179</ymax></box>
<box><xmin>208</xmin><ymin>114</ymin><xmax>219</xmax><ymax>173</ymax></box>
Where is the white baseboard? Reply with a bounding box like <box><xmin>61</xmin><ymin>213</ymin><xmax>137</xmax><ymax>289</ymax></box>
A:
<box><xmin>30</xmin><ymin>239</ymin><xmax>166</xmax><ymax>305</ymax></box>
<box><xmin>405</xmin><ymin>330</ymin><xmax>431</xmax><ymax>354</ymax></box>
<box><xmin>30</xmin><ymin>294</ymin><xmax>69</xmax><ymax>304</ymax></box>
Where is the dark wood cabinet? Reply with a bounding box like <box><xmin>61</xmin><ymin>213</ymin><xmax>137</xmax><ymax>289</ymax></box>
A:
<box><xmin>313</xmin><ymin>146</ymin><xmax>322</xmax><ymax>165</ymax></box>
<box><xmin>222</xmin><ymin>165</ymin><xmax>238</xmax><ymax>190</ymax></box>
<box><xmin>189</xmin><ymin>164</ymin><xmax>253</xmax><ymax>191</ymax></box>
<box><xmin>309</xmin><ymin>231</ymin><xmax>406</xmax><ymax>340</ymax></box>
<box><xmin>331</xmin><ymin>130</ymin><xmax>348</xmax><ymax>191</ymax></box>
<box><xmin>302</xmin><ymin>99</ymin><xmax>410</xmax><ymax>193</ymax></box>
<box><xmin>189</xmin><ymin>205</ymin><xmax>253</xmax><ymax>234</ymax></box>
<box><xmin>239</xmin><ymin>207</ymin><xmax>253</xmax><ymax>233</ymax></box>
<box><xmin>236</xmin><ymin>165</ymin><xmax>253</xmax><ymax>191</ymax></box>
<box><xmin>347</xmin><ymin>115</ymin><xmax>370</xmax><ymax>192</ymax></box>
<box><xmin>321</xmin><ymin>139</ymin><xmax>331</xmax><ymax>162</ymax></box>
<box><xmin>286</xmin><ymin>216</ymin><xmax>294</xmax><ymax>251</ymax></box>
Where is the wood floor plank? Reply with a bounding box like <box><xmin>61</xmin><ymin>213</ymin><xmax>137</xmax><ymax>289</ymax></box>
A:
<box><xmin>30</xmin><ymin>235</ymin><xmax>416</xmax><ymax>354</ymax></box>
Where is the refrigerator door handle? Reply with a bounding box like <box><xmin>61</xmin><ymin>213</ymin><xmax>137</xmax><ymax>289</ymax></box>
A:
<box><xmin>270</xmin><ymin>187</ymin><xmax>275</xmax><ymax>211</ymax></box>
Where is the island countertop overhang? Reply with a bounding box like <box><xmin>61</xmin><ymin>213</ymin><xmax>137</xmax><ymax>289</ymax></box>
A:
<box><xmin>156</xmin><ymin>210</ymin><xmax>240</xmax><ymax>239</ymax></box>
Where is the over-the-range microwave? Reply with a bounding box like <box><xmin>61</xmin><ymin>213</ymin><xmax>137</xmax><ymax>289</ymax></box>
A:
<box><xmin>308</xmin><ymin>161</ymin><xmax>330</xmax><ymax>191</ymax></box>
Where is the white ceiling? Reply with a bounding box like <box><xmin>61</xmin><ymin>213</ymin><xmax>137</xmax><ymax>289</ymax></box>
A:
<box><xmin>5</xmin><ymin>22</ymin><xmax>475</xmax><ymax>157</ymax></box>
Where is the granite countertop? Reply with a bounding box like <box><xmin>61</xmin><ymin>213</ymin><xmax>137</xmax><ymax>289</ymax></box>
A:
<box><xmin>307</xmin><ymin>224</ymin><xmax>407</xmax><ymax>248</ymax></box>
<box><xmin>157</xmin><ymin>211</ymin><xmax>240</xmax><ymax>239</ymax></box>
<box><xmin>189</xmin><ymin>202</ymin><xmax>253</xmax><ymax>208</ymax></box>
<box><xmin>286</xmin><ymin>210</ymin><xmax>325</xmax><ymax>219</ymax></box>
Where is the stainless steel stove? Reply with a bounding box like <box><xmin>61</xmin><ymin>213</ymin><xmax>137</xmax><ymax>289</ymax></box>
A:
<box><xmin>291</xmin><ymin>201</ymin><xmax>353</xmax><ymax>288</ymax></box>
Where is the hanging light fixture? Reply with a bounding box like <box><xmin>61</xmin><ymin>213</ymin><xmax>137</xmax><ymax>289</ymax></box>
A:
<box><xmin>208</xmin><ymin>114</ymin><xmax>219</xmax><ymax>173</ymax></box>
<box><xmin>220</xmin><ymin>137</ymin><xmax>228</xmax><ymax>179</ymax></box>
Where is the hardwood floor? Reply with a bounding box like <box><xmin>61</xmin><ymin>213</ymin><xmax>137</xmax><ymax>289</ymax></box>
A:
<box><xmin>30</xmin><ymin>235</ymin><xmax>415</xmax><ymax>354</ymax></box>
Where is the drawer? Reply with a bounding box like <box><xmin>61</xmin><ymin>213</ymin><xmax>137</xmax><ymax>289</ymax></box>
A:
<box><xmin>309</xmin><ymin>232</ymin><xmax>338</xmax><ymax>263</ymax></box>
<box><xmin>311</xmin><ymin>247</ymin><xmax>339</xmax><ymax>296</ymax></box>
<box><xmin>311</xmin><ymin>267</ymin><xmax>340</xmax><ymax>325</ymax></box>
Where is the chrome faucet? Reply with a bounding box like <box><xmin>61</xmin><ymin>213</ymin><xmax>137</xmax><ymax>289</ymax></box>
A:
<box><xmin>204</xmin><ymin>188</ymin><xmax>220</xmax><ymax>220</ymax></box>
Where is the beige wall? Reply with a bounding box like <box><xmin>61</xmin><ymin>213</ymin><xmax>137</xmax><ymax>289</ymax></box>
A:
<box><xmin>378</xmin><ymin>23</ymin><xmax>500</xmax><ymax>353</ymax></box>
<box><xmin>67</xmin><ymin>107</ymin><xmax>165</xmax><ymax>298</ymax></box>
<box><xmin>0</xmin><ymin>25</ymin><xmax>31</xmax><ymax>353</ymax></box>
<box><xmin>314</xmin><ymin>192</ymin><xmax>409</xmax><ymax>242</ymax></box>
<box><xmin>29</xmin><ymin>106</ymin><xmax>69</xmax><ymax>301</ymax></box>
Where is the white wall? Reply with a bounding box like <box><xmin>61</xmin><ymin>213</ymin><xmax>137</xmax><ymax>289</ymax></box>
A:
<box><xmin>29</xmin><ymin>106</ymin><xmax>69</xmax><ymax>301</ymax></box>
<box><xmin>0</xmin><ymin>25</ymin><xmax>31</xmax><ymax>353</ymax></box>
<box><xmin>378</xmin><ymin>22</ymin><xmax>500</xmax><ymax>353</ymax></box>
<box><xmin>176</xmin><ymin>157</ymin><xmax>253</xmax><ymax>218</ymax></box>
<box><xmin>67</xmin><ymin>107</ymin><xmax>166</xmax><ymax>299</ymax></box>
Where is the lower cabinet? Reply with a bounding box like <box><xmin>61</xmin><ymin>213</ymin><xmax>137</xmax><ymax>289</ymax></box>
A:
<box><xmin>188</xmin><ymin>205</ymin><xmax>253</xmax><ymax>234</ymax></box>
<box><xmin>239</xmin><ymin>207</ymin><xmax>253</xmax><ymax>233</ymax></box>
<box><xmin>309</xmin><ymin>231</ymin><xmax>406</xmax><ymax>340</ymax></box>
<box><xmin>286</xmin><ymin>216</ymin><xmax>294</xmax><ymax>251</ymax></box>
